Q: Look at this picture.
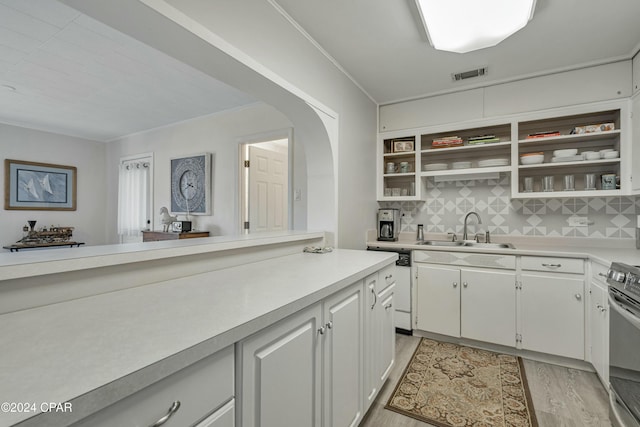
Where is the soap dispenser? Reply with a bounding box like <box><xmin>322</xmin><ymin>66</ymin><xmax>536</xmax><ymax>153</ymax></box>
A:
<box><xmin>417</xmin><ymin>224</ymin><xmax>424</xmax><ymax>242</ymax></box>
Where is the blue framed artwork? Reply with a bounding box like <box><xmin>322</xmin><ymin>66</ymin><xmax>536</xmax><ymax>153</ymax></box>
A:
<box><xmin>5</xmin><ymin>159</ymin><xmax>77</xmax><ymax>210</ymax></box>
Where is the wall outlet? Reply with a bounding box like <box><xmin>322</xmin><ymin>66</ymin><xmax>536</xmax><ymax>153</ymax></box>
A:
<box><xmin>568</xmin><ymin>216</ymin><xmax>589</xmax><ymax>227</ymax></box>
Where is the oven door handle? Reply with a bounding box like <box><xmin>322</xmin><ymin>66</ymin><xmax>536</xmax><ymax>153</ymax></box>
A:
<box><xmin>609</xmin><ymin>293</ymin><xmax>640</xmax><ymax>330</ymax></box>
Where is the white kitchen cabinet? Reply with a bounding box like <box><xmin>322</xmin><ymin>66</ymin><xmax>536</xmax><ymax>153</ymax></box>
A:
<box><xmin>238</xmin><ymin>304</ymin><xmax>322</xmax><ymax>427</ymax></box>
<box><xmin>71</xmin><ymin>345</ymin><xmax>234</xmax><ymax>427</ymax></box>
<box><xmin>323</xmin><ymin>283</ymin><xmax>364</xmax><ymax>427</ymax></box>
<box><xmin>415</xmin><ymin>264</ymin><xmax>460</xmax><ymax>337</ymax></box>
<box><xmin>460</xmin><ymin>267</ymin><xmax>516</xmax><ymax>347</ymax></box>
<box><xmin>632</xmin><ymin>93</ymin><xmax>640</xmax><ymax>193</ymax></box>
<box><xmin>589</xmin><ymin>262</ymin><xmax>610</xmax><ymax>387</ymax></box>
<box><xmin>415</xmin><ymin>263</ymin><xmax>516</xmax><ymax>347</ymax></box>
<box><xmin>238</xmin><ymin>281</ymin><xmax>367</xmax><ymax>427</ymax></box>
<box><xmin>520</xmin><ymin>272</ymin><xmax>585</xmax><ymax>359</ymax></box>
<box><xmin>363</xmin><ymin>273</ymin><xmax>396</xmax><ymax>411</ymax></box>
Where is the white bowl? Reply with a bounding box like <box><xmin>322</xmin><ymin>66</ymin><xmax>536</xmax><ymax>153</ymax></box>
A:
<box><xmin>520</xmin><ymin>154</ymin><xmax>544</xmax><ymax>165</ymax></box>
<box><xmin>599</xmin><ymin>149</ymin><xmax>614</xmax><ymax>158</ymax></box>
<box><xmin>553</xmin><ymin>148</ymin><xmax>578</xmax><ymax>157</ymax></box>
<box><xmin>452</xmin><ymin>161</ymin><xmax>471</xmax><ymax>169</ymax></box>
<box><xmin>603</xmin><ymin>150</ymin><xmax>619</xmax><ymax>159</ymax></box>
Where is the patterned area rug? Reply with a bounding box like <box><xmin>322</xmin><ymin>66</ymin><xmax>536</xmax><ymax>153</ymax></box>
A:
<box><xmin>386</xmin><ymin>338</ymin><xmax>538</xmax><ymax>427</ymax></box>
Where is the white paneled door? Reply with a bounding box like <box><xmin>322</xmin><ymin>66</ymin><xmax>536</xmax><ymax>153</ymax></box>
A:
<box><xmin>248</xmin><ymin>144</ymin><xmax>288</xmax><ymax>232</ymax></box>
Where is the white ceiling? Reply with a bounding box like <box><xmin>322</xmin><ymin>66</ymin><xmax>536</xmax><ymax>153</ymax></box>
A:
<box><xmin>2</xmin><ymin>1</ymin><xmax>640</xmax><ymax>142</ymax></box>
<box><xmin>273</xmin><ymin>0</ymin><xmax>640</xmax><ymax>104</ymax></box>
<box><xmin>0</xmin><ymin>0</ymin><xmax>256</xmax><ymax>142</ymax></box>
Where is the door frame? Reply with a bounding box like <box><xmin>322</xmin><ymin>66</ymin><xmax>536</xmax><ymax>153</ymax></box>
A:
<box><xmin>238</xmin><ymin>128</ymin><xmax>294</xmax><ymax>234</ymax></box>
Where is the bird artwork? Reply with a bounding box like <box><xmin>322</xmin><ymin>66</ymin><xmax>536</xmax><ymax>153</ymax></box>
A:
<box><xmin>159</xmin><ymin>207</ymin><xmax>177</xmax><ymax>232</ymax></box>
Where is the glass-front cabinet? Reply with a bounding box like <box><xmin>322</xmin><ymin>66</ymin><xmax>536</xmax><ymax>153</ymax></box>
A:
<box><xmin>376</xmin><ymin>100</ymin><xmax>631</xmax><ymax>201</ymax></box>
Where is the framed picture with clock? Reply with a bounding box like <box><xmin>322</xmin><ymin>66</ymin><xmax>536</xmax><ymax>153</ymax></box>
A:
<box><xmin>170</xmin><ymin>153</ymin><xmax>212</xmax><ymax>215</ymax></box>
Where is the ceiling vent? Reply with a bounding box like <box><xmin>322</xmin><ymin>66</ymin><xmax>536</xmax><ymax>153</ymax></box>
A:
<box><xmin>451</xmin><ymin>67</ymin><xmax>488</xmax><ymax>82</ymax></box>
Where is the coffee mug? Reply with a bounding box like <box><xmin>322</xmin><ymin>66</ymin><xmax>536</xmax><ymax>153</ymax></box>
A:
<box><xmin>399</xmin><ymin>162</ymin><xmax>410</xmax><ymax>173</ymax></box>
<box><xmin>602</xmin><ymin>173</ymin><xmax>616</xmax><ymax>190</ymax></box>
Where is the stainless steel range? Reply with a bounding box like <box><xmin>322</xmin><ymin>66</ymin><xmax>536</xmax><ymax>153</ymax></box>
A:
<box><xmin>607</xmin><ymin>262</ymin><xmax>640</xmax><ymax>427</ymax></box>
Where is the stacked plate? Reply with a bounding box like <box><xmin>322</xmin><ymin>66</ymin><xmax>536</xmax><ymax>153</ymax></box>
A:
<box><xmin>423</xmin><ymin>163</ymin><xmax>448</xmax><ymax>171</ymax></box>
<box><xmin>478</xmin><ymin>158</ymin><xmax>509</xmax><ymax>168</ymax></box>
<box><xmin>551</xmin><ymin>148</ymin><xmax>582</xmax><ymax>163</ymax></box>
<box><xmin>452</xmin><ymin>161</ymin><xmax>472</xmax><ymax>169</ymax></box>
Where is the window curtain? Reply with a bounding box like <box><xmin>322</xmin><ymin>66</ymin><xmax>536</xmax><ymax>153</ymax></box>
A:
<box><xmin>117</xmin><ymin>160</ymin><xmax>149</xmax><ymax>237</ymax></box>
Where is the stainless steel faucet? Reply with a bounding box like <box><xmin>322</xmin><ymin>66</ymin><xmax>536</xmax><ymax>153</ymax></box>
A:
<box><xmin>463</xmin><ymin>211</ymin><xmax>482</xmax><ymax>241</ymax></box>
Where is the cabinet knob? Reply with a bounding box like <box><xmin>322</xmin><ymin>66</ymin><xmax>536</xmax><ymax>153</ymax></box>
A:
<box><xmin>575</xmin><ymin>294</ymin><xmax>582</xmax><ymax>301</ymax></box>
<box><xmin>326</xmin><ymin>321</ymin><xmax>333</xmax><ymax>330</ymax></box>
<box><xmin>453</xmin><ymin>282</ymin><xmax>458</xmax><ymax>288</ymax></box>
<box><xmin>318</xmin><ymin>326</ymin><xmax>326</xmax><ymax>335</ymax></box>
<box><xmin>150</xmin><ymin>401</ymin><xmax>181</xmax><ymax>427</ymax></box>
<box><xmin>596</xmin><ymin>304</ymin><xmax>607</xmax><ymax>312</ymax></box>
<box><xmin>463</xmin><ymin>282</ymin><xmax>468</xmax><ymax>288</ymax></box>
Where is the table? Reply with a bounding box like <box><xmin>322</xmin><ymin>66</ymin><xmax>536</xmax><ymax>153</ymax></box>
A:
<box><xmin>142</xmin><ymin>231</ymin><xmax>210</xmax><ymax>242</ymax></box>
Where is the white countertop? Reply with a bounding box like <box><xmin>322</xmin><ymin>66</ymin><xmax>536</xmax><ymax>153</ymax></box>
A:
<box><xmin>366</xmin><ymin>232</ymin><xmax>640</xmax><ymax>267</ymax></box>
<box><xmin>0</xmin><ymin>230</ymin><xmax>325</xmax><ymax>281</ymax></box>
<box><xmin>0</xmin><ymin>248</ymin><xmax>396</xmax><ymax>427</ymax></box>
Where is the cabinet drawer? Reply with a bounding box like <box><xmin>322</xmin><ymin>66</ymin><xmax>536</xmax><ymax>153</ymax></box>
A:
<box><xmin>73</xmin><ymin>346</ymin><xmax>234</xmax><ymax>427</ymax></box>
<box><xmin>379</xmin><ymin>264</ymin><xmax>396</xmax><ymax>291</ymax></box>
<box><xmin>521</xmin><ymin>256</ymin><xmax>584</xmax><ymax>274</ymax></box>
<box><xmin>196</xmin><ymin>399</ymin><xmax>234</xmax><ymax>427</ymax></box>
<box><xmin>591</xmin><ymin>261</ymin><xmax>610</xmax><ymax>283</ymax></box>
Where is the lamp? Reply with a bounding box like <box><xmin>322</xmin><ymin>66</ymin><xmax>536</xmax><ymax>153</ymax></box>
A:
<box><xmin>415</xmin><ymin>0</ymin><xmax>536</xmax><ymax>53</ymax></box>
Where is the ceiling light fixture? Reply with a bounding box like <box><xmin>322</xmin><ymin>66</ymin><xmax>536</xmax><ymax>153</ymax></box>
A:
<box><xmin>415</xmin><ymin>0</ymin><xmax>536</xmax><ymax>54</ymax></box>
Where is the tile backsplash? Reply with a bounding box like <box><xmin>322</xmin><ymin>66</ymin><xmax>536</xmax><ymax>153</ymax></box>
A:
<box><xmin>379</xmin><ymin>175</ymin><xmax>640</xmax><ymax>239</ymax></box>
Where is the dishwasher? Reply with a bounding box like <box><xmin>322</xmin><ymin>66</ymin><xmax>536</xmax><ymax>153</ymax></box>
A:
<box><xmin>367</xmin><ymin>246</ymin><xmax>412</xmax><ymax>334</ymax></box>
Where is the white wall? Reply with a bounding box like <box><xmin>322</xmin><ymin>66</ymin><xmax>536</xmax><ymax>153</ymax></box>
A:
<box><xmin>0</xmin><ymin>123</ymin><xmax>107</xmax><ymax>245</ymax></box>
<box><xmin>105</xmin><ymin>103</ymin><xmax>298</xmax><ymax>242</ymax></box>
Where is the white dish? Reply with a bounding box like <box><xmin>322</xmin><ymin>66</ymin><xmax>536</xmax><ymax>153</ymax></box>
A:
<box><xmin>553</xmin><ymin>148</ymin><xmax>578</xmax><ymax>157</ymax></box>
<box><xmin>581</xmin><ymin>151</ymin><xmax>598</xmax><ymax>160</ymax></box>
<box><xmin>603</xmin><ymin>151</ymin><xmax>619</xmax><ymax>159</ymax></box>
<box><xmin>520</xmin><ymin>154</ymin><xmax>544</xmax><ymax>165</ymax></box>
<box><xmin>423</xmin><ymin>163</ymin><xmax>448</xmax><ymax>171</ymax></box>
<box><xmin>551</xmin><ymin>155</ymin><xmax>583</xmax><ymax>163</ymax></box>
<box><xmin>599</xmin><ymin>149</ymin><xmax>614</xmax><ymax>157</ymax></box>
<box><xmin>478</xmin><ymin>158</ymin><xmax>509</xmax><ymax>167</ymax></box>
<box><xmin>452</xmin><ymin>161</ymin><xmax>472</xmax><ymax>169</ymax></box>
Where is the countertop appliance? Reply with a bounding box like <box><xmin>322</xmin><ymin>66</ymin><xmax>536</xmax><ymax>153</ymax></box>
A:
<box><xmin>377</xmin><ymin>208</ymin><xmax>400</xmax><ymax>241</ymax></box>
<box><xmin>606</xmin><ymin>262</ymin><xmax>640</xmax><ymax>427</ymax></box>
<box><xmin>367</xmin><ymin>246</ymin><xmax>412</xmax><ymax>333</ymax></box>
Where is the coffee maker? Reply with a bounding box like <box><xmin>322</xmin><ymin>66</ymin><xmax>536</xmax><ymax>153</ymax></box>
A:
<box><xmin>377</xmin><ymin>208</ymin><xmax>400</xmax><ymax>241</ymax></box>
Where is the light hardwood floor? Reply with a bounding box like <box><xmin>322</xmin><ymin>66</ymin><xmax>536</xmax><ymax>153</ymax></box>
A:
<box><xmin>360</xmin><ymin>334</ymin><xmax>612</xmax><ymax>427</ymax></box>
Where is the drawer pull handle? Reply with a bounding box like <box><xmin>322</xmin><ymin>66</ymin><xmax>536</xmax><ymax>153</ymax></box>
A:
<box><xmin>542</xmin><ymin>263</ymin><xmax>561</xmax><ymax>268</ymax></box>
<box><xmin>385</xmin><ymin>303</ymin><xmax>393</xmax><ymax>310</ymax></box>
<box><xmin>150</xmin><ymin>401</ymin><xmax>181</xmax><ymax>427</ymax></box>
<box><xmin>385</xmin><ymin>274</ymin><xmax>393</xmax><ymax>281</ymax></box>
<box><xmin>371</xmin><ymin>287</ymin><xmax>377</xmax><ymax>310</ymax></box>
<box><xmin>598</xmin><ymin>272</ymin><xmax>607</xmax><ymax>277</ymax></box>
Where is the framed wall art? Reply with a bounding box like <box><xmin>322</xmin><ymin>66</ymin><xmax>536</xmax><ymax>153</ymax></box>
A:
<box><xmin>4</xmin><ymin>159</ymin><xmax>77</xmax><ymax>211</ymax></box>
<box><xmin>170</xmin><ymin>153</ymin><xmax>211</xmax><ymax>215</ymax></box>
<box><xmin>393</xmin><ymin>139</ymin><xmax>414</xmax><ymax>153</ymax></box>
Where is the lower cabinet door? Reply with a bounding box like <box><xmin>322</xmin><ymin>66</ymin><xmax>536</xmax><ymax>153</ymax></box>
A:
<box><xmin>196</xmin><ymin>399</ymin><xmax>234</xmax><ymax>427</ymax></box>
<box><xmin>460</xmin><ymin>268</ymin><xmax>516</xmax><ymax>347</ymax></box>
<box><xmin>378</xmin><ymin>284</ymin><xmax>395</xmax><ymax>384</ymax></box>
<box><xmin>239</xmin><ymin>304</ymin><xmax>323</xmax><ymax>427</ymax></box>
<box><xmin>323</xmin><ymin>283</ymin><xmax>364</xmax><ymax>427</ymax></box>
<box><xmin>521</xmin><ymin>272</ymin><xmax>585</xmax><ymax>359</ymax></box>
<box><xmin>415</xmin><ymin>264</ymin><xmax>460</xmax><ymax>337</ymax></box>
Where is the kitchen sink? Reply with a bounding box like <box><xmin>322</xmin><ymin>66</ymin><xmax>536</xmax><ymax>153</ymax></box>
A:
<box><xmin>417</xmin><ymin>240</ymin><xmax>465</xmax><ymax>246</ymax></box>
<box><xmin>461</xmin><ymin>242</ymin><xmax>515</xmax><ymax>249</ymax></box>
<box><xmin>417</xmin><ymin>240</ymin><xmax>515</xmax><ymax>249</ymax></box>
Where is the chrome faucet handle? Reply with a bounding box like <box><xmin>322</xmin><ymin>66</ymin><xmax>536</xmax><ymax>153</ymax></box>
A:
<box><xmin>448</xmin><ymin>232</ymin><xmax>457</xmax><ymax>242</ymax></box>
<box><xmin>475</xmin><ymin>233</ymin><xmax>482</xmax><ymax>243</ymax></box>
<box><xmin>485</xmin><ymin>230</ymin><xmax>491</xmax><ymax>243</ymax></box>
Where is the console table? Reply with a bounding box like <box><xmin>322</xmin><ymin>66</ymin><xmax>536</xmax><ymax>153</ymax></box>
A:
<box><xmin>142</xmin><ymin>231</ymin><xmax>210</xmax><ymax>242</ymax></box>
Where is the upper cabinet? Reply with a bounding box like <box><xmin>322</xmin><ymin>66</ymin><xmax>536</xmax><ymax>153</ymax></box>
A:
<box><xmin>633</xmin><ymin>52</ymin><xmax>640</xmax><ymax>94</ymax></box>
<box><xmin>377</xmin><ymin>100</ymin><xmax>632</xmax><ymax>201</ymax></box>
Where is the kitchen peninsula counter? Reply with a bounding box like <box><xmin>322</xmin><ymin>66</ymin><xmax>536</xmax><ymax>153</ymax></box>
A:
<box><xmin>0</xmin><ymin>248</ymin><xmax>397</xmax><ymax>427</ymax></box>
